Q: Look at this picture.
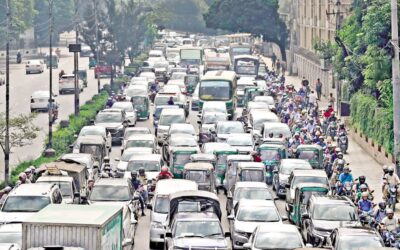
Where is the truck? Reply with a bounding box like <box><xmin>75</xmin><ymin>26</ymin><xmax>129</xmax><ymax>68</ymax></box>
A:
<box><xmin>22</xmin><ymin>204</ymin><xmax>132</xmax><ymax>250</ymax></box>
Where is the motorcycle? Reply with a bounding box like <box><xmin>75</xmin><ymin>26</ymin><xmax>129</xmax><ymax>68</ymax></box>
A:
<box><xmin>382</xmin><ymin>230</ymin><xmax>400</xmax><ymax>248</ymax></box>
<box><xmin>359</xmin><ymin>210</ymin><xmax>377</xmax><ymax>228</ymax></box>
<box><xmin>338</xmin><ymin>133</ymin><xmax>349</xmax><ymax>154</ymax></box>
<box><xmin>336</xmin><ymin>181</ymin><xmax>353</xmax><ymax>198</ymax></box>
<box><xmin>149</xmin><ymin>90</ymin><xmax>157</xmax><ymax>103</ymax></box>
<box><xmin>387</xmin><ymin>184</ymin><xmax>398</xmax><ymax>211</ymax></box>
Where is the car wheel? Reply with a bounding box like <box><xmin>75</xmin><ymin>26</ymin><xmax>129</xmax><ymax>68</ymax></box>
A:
<box><xmin>149</xmin><ymin>242</ymin><xmax>158</xmax><ymax>249</ymax></box>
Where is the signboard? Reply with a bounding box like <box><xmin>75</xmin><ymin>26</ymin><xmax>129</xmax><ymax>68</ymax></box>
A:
<box><xmin>102</xmin><ymin>210</ymin><xmax>122</xmax><ymax>250</ymax></box>
<box><xmin>69</xmin><ymin>44</ymin><xmax>82</xmax><ymax>53</ymax></box>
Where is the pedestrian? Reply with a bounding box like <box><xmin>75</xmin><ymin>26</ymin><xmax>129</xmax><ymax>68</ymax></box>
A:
<box><xmin>281</xmin><ymin>61</ymin><xmax>286</xmax><ymax>76</ymax></box>
<box><xmin>315</xmin><ymin>78</ymin><xmax>322</xmax><ymax>100</ymax></box>
<box><xmin>328</xmin><ymin>93</ymin><xmax>336</xmax><ymax>107</ymax></box>
<box><xmin>309</xmin><ymin>90</ymin><xmax>317</xmax><ymax>106</ymax></box>
<box><xmin>276</xmin><ymin>59</ymin><xmax>281</xmax><ymax>75</ymax></box>
<box><xmin>271</xmin><ymin>53</ymin><xmax>277</xmax><ymax>68</ymax></box>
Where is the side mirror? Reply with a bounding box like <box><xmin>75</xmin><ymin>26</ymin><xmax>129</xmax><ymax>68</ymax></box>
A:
<box><xmin>242</xmin><ymin>243</ymin><xmax>251</xmax><ymax>249</ymax></box>
<box><xmin>301</xmin><ymin>213</ymin><xmax>310</xmax><ymax>220</ymax></box>
<box><xmin>123</xmin><ymin>121</ymin><xmax>129</xmax><ymax>127</ymax></box>
<box><xmin>74</xmin><ymin>134</ymin><xmax>78</xmax><ymax>138</ymax></box>
<box><xmin>197</xmin><ymin>120</ymin><xmax>201</xmax><ymax>124</ymax></box>
<box><xmin>197</xmin><ymin>113</ymin><xmax>202</xmax><ymax>118</ymax></box>
<box><xmin>281</xmin><ymin>215</ymin><xmax>288</xmax><ymax>221</ymax></box>
<box><xmin>69</xmin><ymin>144</ymin><xmax>74</xmax><ymax>149</ymax></box>
<box><xmin>227</xmin><ymin>215</ymin><xmax>234</xmax><ymax>220</ymax></box>
<box><xmin>273</xmin><ymin>170</ymin><xmax>278</xmax><ymax>173</ymax></box>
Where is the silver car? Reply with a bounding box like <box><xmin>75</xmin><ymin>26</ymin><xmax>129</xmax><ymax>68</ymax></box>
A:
<box><xmin>112</xmin><ymin>102</ymin><xmax>137</xmax><ymax>127</ymax></box>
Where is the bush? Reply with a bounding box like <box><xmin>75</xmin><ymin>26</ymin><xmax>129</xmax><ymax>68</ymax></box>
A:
<box><xmin>6</xmin><ymin>91</ymin><xmax>109</xmax><ymax>186</ymax></box>
<box><xmin>350</xmin><ymin>92</ymin><xmax>393</xmax><ymax>153</ymax></box>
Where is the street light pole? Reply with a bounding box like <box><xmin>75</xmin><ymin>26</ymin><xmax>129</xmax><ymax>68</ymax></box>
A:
<box><xmin>4</xmin><ymin>0</ymin><xmax>11</xmax><ymax>184</ymax></box>
<box><xmin>391</xmin><ymin>0</ymin><xmax>400</xmax><ymax>174</ymax></box>
<box><xmin>47</xmin><ymin>0</ymin><xmax>54</xmax><ymax>151</ymax></box>
<box><xmin>94</xmin><ymin>0</ymin><xmax>101</xmax><ymax>93</ymax></box>
<box><xmin>74</xmin><ymin>0</ymin><xmax>80</xmax><ymax>116</ymax></box>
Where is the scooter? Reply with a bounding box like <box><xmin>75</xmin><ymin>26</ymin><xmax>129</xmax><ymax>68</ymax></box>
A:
<box><xmin>387</xmin><ymin>184</ymin><xmax>398</xmax><ymax>211</ymax></box>
<box><xmin>338</xmin><ymin>133</ymin><xmax>349</xmax><ymax>154</ymax></box>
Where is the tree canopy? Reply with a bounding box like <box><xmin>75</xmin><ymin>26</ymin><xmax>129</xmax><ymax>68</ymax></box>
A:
<box><xmin>204</xmin><ymin>0</ymin><xmax>288</xmax><ymax>59</ymax></box>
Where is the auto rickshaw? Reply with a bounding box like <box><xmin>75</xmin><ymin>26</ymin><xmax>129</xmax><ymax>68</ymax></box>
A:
<box><xmin>288</xmin><ymin>183</ymin><xmax>329</xmax><ymax>226</ymax></box>
<box><xmin>214</xmin><ymin>146</ymin><xmax>238</xmax><ymax>189</ymax></box>
<box><xmin>184</xmin><ymin>74</ymin><xmax>199</xmax><ymax>95</ymax></box>
<box><xmin>130</xmin><ymin>94</ymin><xmax>150</xmax><ymax>120</ymax></box>
<box><xmin>183</xmin><ymin>163</ymin><xmax>216</xmax><ymax>193</ymax></box>
<box><xmin>170</xmin><ymin>149</ymin><xmax>199</xmax><ymax>178</ymax></box>
<box><xmin>89</xmin><ymin>56</ymin><xmax>96</xmax><ymax>68</ymax></box>
<box><xmin>45</xmin><ymin>54</ymin><xmax>59</xmax><ymax>69</ymax></box>
<box><xmin>243</xmin><ymin>86</ymin><xmax>264</xmax><ymax>107</ymax></box>
<box><xmin>258</xmin><ymin>144</ymin><xmax>287</xmax><ymax>185</ymax></box>
<box><xmin>190</xmin><ymin>153</ymin><xmax>217</xmax><ymax>168</ymax></box>
<box><xmin>224</xmin><ymin>155</ymin><xmax>253</xmax><ymax>194</ymax></box>
<box><xmin>295</xmin><ymin>145</ymin><xmax>324</xmax><ymax>169</ymax></box>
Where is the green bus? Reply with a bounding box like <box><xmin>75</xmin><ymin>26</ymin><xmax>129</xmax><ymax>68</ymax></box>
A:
<box><xmin>198</xmin><ymin>70</ymin><xmax>237</xmax><ymax>118</ymax></box>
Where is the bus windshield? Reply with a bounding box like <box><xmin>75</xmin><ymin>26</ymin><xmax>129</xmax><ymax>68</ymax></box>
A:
<box><xmin>199</xmin><ymin>80</ymin><xmax>232</xmax><ymax>101</ymax></box>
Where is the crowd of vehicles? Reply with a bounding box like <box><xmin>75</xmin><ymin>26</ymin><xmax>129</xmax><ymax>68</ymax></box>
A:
<box><xmin>1</xmin><ymin>31</ymin><xmax>398</xmax><ymax>250</ymax></box>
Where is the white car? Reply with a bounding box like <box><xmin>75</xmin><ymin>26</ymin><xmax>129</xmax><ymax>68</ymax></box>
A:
<box><xmin>30</xmin><ymin>91</ymin><xmax>51</xmax><ymax>112</ymax></box>
<box><xmin>167</xmin><ymin>72</ymin><xmax>187</xmax><ymax>93</ymax></box>
<box><xmin>59</xmin><ymin>74</ymin><xmax>84</xmax><ymax>94</ymax></box>
<box><xmin>26</xmin><ymin>60</ymin><xmax>44</xmax><ymax>74</ymax></box>
<box><xmin>78</xmin><ymin>125</ymin><xmax>112</xmax><ymax>150</ymax></box>
<box><xmin>112</xmin><ymin>102</ymin><xmax>137</xmax><ymax>127</ymax></box>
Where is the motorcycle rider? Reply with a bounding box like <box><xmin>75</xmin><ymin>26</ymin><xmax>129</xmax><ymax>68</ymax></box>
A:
<box><xmin>357</xmin><ymin>191</ymin><xmax>374</xmax><ymax>214</ymax></box>
<box><xmin>251</xmin><ymin>151</ymin><xmax>262</xmax><ymax>162</ymax></box>
<box><xmin>354</xmin><ymin>176</ymin><xmax>371</xmax><ymax>193</ymax></box>
<box><xmin>157</xmin><ymin>166</ymin><xmax>173</xmax><ymax>180</ymax></box>
<box><xmin>316</xmin><ymin>136</ymin><xmax>327</xmax><ymax>149</ymax></box>
<box><xmin>0</xmin><ymin>186</ymin><xmax>12</xmax><ymax>206</ymax></box>
<box><xmin>149</xmin><ymin>81</ymin><xmax>159</xmax><ymax>103</ymax></box>
<box><xmin>354</xmin><ymin>184</ymin><xmax>372</xmax><ymax>203</ymax></box>
<box><xmin>16</xmin><ymin>172</ymin><xmax>31</xmax><ymax>186</ymax></box>
<box><xmin>374</xmin><ymin>202</ymin><xmax>387</xmax><ymax>224</ymax></box>
<box><xmin>383</xmin><ymin>165</ymin><xmax>400</xmax><ymax>201</ymax></box>
<box><xmin>106</xmin><ymin>97</ymin><xmax>114</xmax><ymax>108</ymax></box>
<box><xmin>338</xmin><ymin>122</ymin><xmax>347</xmax><ymax>135</ymax></box>
<box><xmin>130</xmin><ymin>171</ymin><xmax>146</xmax><ymax>216</ymax></box>
<box><xmin>289</xmin><ymin>132</ymin><xmax>303</xmax><ymax>149</ymax></box>
<box><xmin>336</xmin><ymin>166</ymin><xmax>353</xmax><ymax>194</ymax></box>
<box><xmin>380</xmin><ymin>208</ymin><xmax>400</xmax><ymax>232</ymax></box>
<box><xmin>382</xmin><ymin>165</ymin><xmax>390</xmax><ymax>192</ymax></box>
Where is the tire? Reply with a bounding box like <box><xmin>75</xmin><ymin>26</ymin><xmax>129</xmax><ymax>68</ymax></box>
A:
<box><xmin>149</xmin><ymin>242</ymin><xmax>158</xmax><ymax>249</ymax></box>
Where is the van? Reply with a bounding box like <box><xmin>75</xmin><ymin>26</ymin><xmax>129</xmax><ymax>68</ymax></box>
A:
<box><xmin>30</xmin><ymin>91</ymin><xmax>50</xmax><ymax>112</ymax></box>
<box><xmin>148</xmin><ymin>179</ymin><xmax>198</xmax><ymax>248</ymax></box>
<box><xmin>156</xmin><ymin>108</ymin><xmax>186</xmax><ymax>144</ymax></box>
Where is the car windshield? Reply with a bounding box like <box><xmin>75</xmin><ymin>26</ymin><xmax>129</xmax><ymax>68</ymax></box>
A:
<box><xmin>200</xmin><ymin>80</ymin><xmax>231</xmax><ymax>101</ymax></box>
<box><xmin>338</xmin><ymin>235</ymin><xmax>382</xmax><ymax>250</ymax></box>
<box><xmin>170</xmin><ymin>127</ymin><xmax>195</xmax><ymax>135</ymax></box>
<box><xmin>217</xmin><ymin>123</ymin><xmax>244</xmax><ymax>134</ymax></box>
<box><xmin>159</xmin><ymin>114</ymin><xmax>185</xmax><ymax>126</ymax></box>
<box><xmin>234</xmin><ymin>188</ymin><xmax>272</xmax><ymax>200</ymax></box>
<box><xmin>113</xmin><ymin>103</ymin><xmax>134</xmax><ymax>111</ymax></box>
<box><xmin>170</xmin><ymin>137</ymin><xmax>197</xmax><ymax>147</ymax></box>
<box><xmin>126</xmin><ymin>140</ymin><xmax>153</xmax><ymax>149</ymax></box>
<box><xmin>0</xmin><ymin>232</ymin><xmax>22</xmax><ymax>245</ymax></box>
<box><xmin>185</xmin><ymin>171</ymin><xmax>208</xmax><ymax>183</ymax></box>
<box><xmin>292</xmin><ymin>176</ymin><xmax>328</xmax><ymax>189</ymax></box>
<box><xmin>313</xmin><ymin>204</ymin><xmax>357</xmax><ymax>221</ymax></box>
<box><xmin>255</xmin><ymin>231</ymin><xmax>303</xmax><ymax>249</ymax></box>
<box><xmin>80</xmin><ymin>145</ymin><xmax>102</xmax><ymax>157</ymax></box>
<box><xmin>281</xmin><ymin>164</ymin><xmax>311</xmax><ymax>175</ymax></box>
<box><xmin>236</xmin><ymin>62</ymin><xmax>257</xmax><ymax>75</ymax></box>
<box><xmin>79</xmin><ymin>129</ymin><xmax>103</xmax><ymax>137</ymax></box>
<box><xmin>2</xmin><ymin>196</ymin><xmax>50</xmax><ymax>212</ymax></box>
<box><xmin>154</xmin><ymin>196</ymin><xmax>169</xmax><ymax>213</ymax></box>
<box><xmin>260</xmin><ymin>149</ymin><xmax>281</xmax><ymax>161</ymax></box>
<box><xmin>95</xmin><ymin>112</ymin><xmax>123</xmax><ymax>123</ymax></box>
<box><xmin>203</xmin><ymin>114</ymin><xmax>227</xmax><ymax>124</ymax></box>
<box><xmin>90</xmin><ymin>185</ymin><xmax>130</xmax><ymax>201</ymax></box>
<box><xmin>237</xmin><ymin>206</ymin><xmax>280</xmax><ymax>222</ymax></box>
<box><xmin>124</xmin><ymin>130</ymin><xmax>149</xmax><ymax>139</ymax></box>
<box><xmin>227</xmin><ymin>136</ymin><xmax>252</xmax><ymax>146</ymax></box>
<box><xmin>127</xmin><ymin>160</ymin><xmax>160</xmax><ymax>172</ymax></box>
<box><xmin>240</xmin><ymin>170</ymin><xmax>264</xmax><ymax>182</ymax></box>
<box><xmin>174</xmin><ymin>221</ymin><xmax>223</xmax><ymax>238</ymax></box>
<box><xmin>173</xmin><ymin>154</ymin><xmax>192</xmax><ymax>166</ymax></box>
<box><xmin>39</xmin><ymin>181</ymin><xmax>72</xmax><ymax>197</ymax></box>
<box><xmin>298</xmin><ymin>151</ymin><xmax>319</xmax><ymax>160</ymax></box>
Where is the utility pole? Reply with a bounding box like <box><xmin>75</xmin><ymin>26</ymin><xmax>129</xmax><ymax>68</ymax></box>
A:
<box><xmin>4</xmin><ymin>0</ymin><xmax>11</xmax><ymax>184</ymax></box>
<box><xmin>391</xmin><ymin>0</ymin><xmax>400</xmax><ymax>174</ymax></box>
<box><xmin>94</xmin><ymin>0</ymin><xmax>101</xmax><ymax>93</ymax></box>
<box><xmin>74</xmin><ymin>0</ymin><xmax>80</xmax><ymax>116</ymax></box>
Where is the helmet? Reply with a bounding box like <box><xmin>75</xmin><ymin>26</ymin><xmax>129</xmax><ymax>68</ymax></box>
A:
<box><xmin>343</xmin><ymin>166</ymin><xmax>350</xmax><ymax>171</ymax></box>
<box><xmin>338</xmin><ymin>159</ymin><xmax>345</xmax><ymax>165</ymax></box>
<box><xmin>379</xmin><ymin>202</ymin><xmax>386</xmax><ymax>209</ymax></box>
<box><xmin>386</xmin><ymin>208</ymin><xmax>394</xmax><ymax>214</ymax></box>
<box><xmin>383</xmin><ymin>165</ymin><xmax>389</xmax><ymax>171</ymax></box>
<box><xmin>24</xmin><ymin>168</ymin><xmax>31</xmax><ymax>174</ymax></box>
<box><xmin>335</xmin><ymin>147</ymin><xmax>341</xmax><ymax>153</ymax></box>
<box><xmin>29</xmin><ymin>166</ymin><xmax>36</xmax><ymax>171</ymax></box>
<box><xmin>138</xmin><ymin>167</ymin><xmax>145</xmax><ymax>175</ymax></box>
<box><xmin>359</xmin><ymin>184</ymin><xmax>367</xmax><ymax>190</ymax></box>
<box><xmin>18</xmin><ymin>172</ymin><xmax>27</xmax><ymax>181</ymax></box>
<box><xmin>131</xmin><ymin>171</ymin><xmax>137</xmax><ymax>176</ymax></box>
<box><xmin>359</xmin><ymin>176</ymin><xmax>366</xmax><ymax>183</ymax></box>
<box><xmin>361</xmin><ymin>192</ymin><xmax>369</xmax><ymax>197</ymax></box>
<box><xmin>294</xmin><ymin>132</ymin><xmax>300</xmax><ymax>136</ymax></box>
<box><xmin>161</xmin><ymin>166</ymin><xmax>169</xmax><ymax>172</ymax></box>
<box><xmin>388</xmin><ymin>165</ymin><xmax>395</xmax><ymax>172</ymax></box>
<box><xmin>338</xmin><ymin>152</ymin><xmax>343</xmax><ymax>157</ymax></box>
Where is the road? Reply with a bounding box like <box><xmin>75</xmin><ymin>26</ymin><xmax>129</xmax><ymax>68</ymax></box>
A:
<box><xmin>0</xmin><ymin>47</ymin><xmax>105</xmax><ymax>179</ymax></box>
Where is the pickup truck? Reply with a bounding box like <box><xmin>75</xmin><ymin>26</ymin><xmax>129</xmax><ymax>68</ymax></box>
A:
<box><xmin>59</xmin><ymin>74</ymin><xmax>83</xmax><ymax>94</ymax></box>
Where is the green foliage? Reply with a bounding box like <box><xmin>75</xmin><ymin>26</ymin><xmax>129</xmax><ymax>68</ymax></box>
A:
<box><xmin>204</xmin><ymin>0</ymin><xmax>288</xmax><ymax>60</ymax></box>
<box><xmin>312</xmin><ymin>39</ymin><xmax>336</xmax><ymax>60</ymax></box>
<box><xmin>6</xmin><ymin>91</ymin><xmax>109</xmax><ymax>186</ymax></box>
<box><xmin>350</xmin><ymin>92</ymin><xmax>393</xmax><ymax>153</ymax></box>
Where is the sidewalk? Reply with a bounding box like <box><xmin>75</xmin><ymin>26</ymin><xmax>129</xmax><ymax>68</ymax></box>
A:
<box><xmin>262</xmin><ymin>56</ymin><xmax>385</xmax><ymax>203</ymax></box>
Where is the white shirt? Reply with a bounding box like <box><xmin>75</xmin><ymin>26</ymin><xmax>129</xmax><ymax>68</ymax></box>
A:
<box><xmin>382</xmin><ymin>216</ymin><xmax>400</xmax><ymax>231</ymax></box>
<box><xmin>309</xmin><ymin>93</ymin><xmax>317</xmax><ymax>104</ymax></box>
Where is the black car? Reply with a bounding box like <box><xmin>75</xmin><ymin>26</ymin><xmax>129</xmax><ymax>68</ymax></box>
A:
<box><xmin>325</xmin><ymin>227</ymin><xmax>384</xmax><ymax>250</ymax></box>
<box><xmin>301</xmin><ymin>195</ymin><xmax>358</xmax><ymax>246</ymax></box>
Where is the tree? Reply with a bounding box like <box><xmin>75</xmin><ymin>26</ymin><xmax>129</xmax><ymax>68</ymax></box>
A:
<box><xmin>0</xmin><ymin>113</ymin><xmax>40</xmax><ymax>154</ymax></box>
<box><xmin>204</xmin><ymin>0</ymin><xmax>288</xmax><ymax>60</ymax></box>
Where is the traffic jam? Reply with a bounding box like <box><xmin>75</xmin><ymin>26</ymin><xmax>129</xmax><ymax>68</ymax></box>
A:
<box><xmin>0</xmin><ymin>32</ymin><xmax>398</xmax><ymax>250</ymax></box>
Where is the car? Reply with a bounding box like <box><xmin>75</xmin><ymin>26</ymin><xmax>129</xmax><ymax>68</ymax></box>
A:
<box><xmin>164</xmin><ymin>213</ymin><xmax>231</xmax><ymax>250</ymax></box>
<box><xmin>36</xmin><ymin>175</ymin><xmax>79</xmax><ymax>204</ymax></box>
<box><xmin>273</xmin><ymin>159</ymin><xmax>313</xmax><ymax>197</ymax></box>
<box><xmin>88</xmin><ymin>178</ymin><xmax>138</xmax><ymax>246</ymax></box>
<box><xmin>119</xmin><ymin>154</ymin><xmax>163</xmax><ymax>180</ymax></box>
<box><xmin>228</xmin><ymin>199</ymin><xmax>283</xmax><ymax>249</ymax></box>
<box><xmin>0</xmin><ymin>223</ymin><xmax>22</xmax><ymax>249</ymax></box>
<box><xmin>261</xmin><ymin>122</ymin><xmax>292</xmax><ymax>140</ymax></box>
<box><xmin>253</xmin><ymin>95</ymin><xmax>275</xmax><ymax>110</ymax></box>
<box><xmin>243</xmin><ymin>224</ymin><xmax>306</xmax><ymax>250</ymax></box>
<box><xmin>248</xmin><ymin>109</ymin><xmax>277</xmax><ymax>138</ymax></box>
<box><xmin>162</xmin><ymin>133</ymin><xmax>199</xmax><ymax>162</ymax></box>
<box><xmin>167</xmin><ymin>72</ymin><xmax>187</xmax><ymax>93</ymax></box>
<box><xmin>112</xmin><ymin>101</ymin><xmax>138</xmax><ymax>127</ymax></box>
<box><xmin>153</xmin><ymin>105</ymin><xmax>180</xmax><ymax>127</ymax></box>
<box><xmin>0</xmin><ymin>183</ymin><xmax>62</xmax><ymax>223</ymax></box>
<box><xmin>115</xmin><ymin>147</ymin><xmax>153</xmax><ymax>177</ymax></box>
<box><xmin>94</xmin><ymin>109</ymin><xmax>128</xmax><ymax>144</ymax></box>
<box><xmin>148</xmin><ymin>179</ymin><xmax>198</xmax><ymax>248</ymax></box>
<box><xmin>122</xmin><ymin>127</ymin><xmax>152</xmax><ymax>148</ymax></box>
<box><xmin>215</xmin><ymin>121</ymin><xmax>245</xmax><ymax>142</ymax></box>
<box><xmin>201</xmin><ymin>101</ymin><xmax>228</xmax><ymax>116</ymax></box>
<box><xmin>156</xmin><ymin>108</ymin><xmax>186</xmax><ymax>144</ymax></box>
<box><xmin>227</xmin><ymin>133</ymin><xmax>254</xmax><ymax>154</ymax></box>
<box><xmin>168</xmin><ymin>123</ymin><xmax>196</xmax><ymax>137</ymax></box>
<box><xmin>325</xmin><ymin>227</ymin><xmax>384</xmax><ymax>250</ymax></box>
<box><xmin>121</xmin><ymin>134</ymin><xmax>157</xmax><ymax>154</ymax></box>
<box><xmin>77</xmin><ymin>126</ymin><xmax>112</xmax><ymax>151</ymax></box>
<box><xmin>226</xmin><ymin>182</ymin><xmax>273</xmax><ymax>215</ymax></box>
<box><xmin>139</xmin><ymin>71</ymin><xmax>156</xmax><ymax>84</ymax></box>
<box><xmin>26</xmin><ymin>60</ymin><xmax>44</xmax><ymax>74</ymax></box>
<box><xmin>60</xmin><ymin>153</ymin><xmax>99</xmax><ymax>181</ymax></box>
<box><xmin>58</xmin><ymin>74</ymin><xmax>84</xmax><ymax>94</ymax></box>
<box><xmin>301</xmin><ymin>195</ymin><xmax>358</xmax><ymax>246</ymax></box>
<box><xmin>30</xmin><ymin>91</ymin><xmax>51</xmax><ymax>112</ymax></box>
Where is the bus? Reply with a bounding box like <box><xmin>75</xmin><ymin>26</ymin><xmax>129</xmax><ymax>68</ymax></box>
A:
<box><xmin>233</xmin><ymin>55</ymin><xmax>260</xmax><ymax>77</ymax></box>
<box><xmin>229</xmin><ymin>43</ymin><xmax>252</xmax><ymax>61</ymax></box>
<box><xmin>204</xmin><ymin>52</ymin><xmax>231</xmax><ymax>72</ymax></box>
<box><xmin>198</xmin><ymin>70</ymin><xmax>237</xmax><ymax>118</ymax></box>
<box><xmin>180</xmin><ymin>47</ymin><xmax>204</xmax><ymax>66</ymax></box>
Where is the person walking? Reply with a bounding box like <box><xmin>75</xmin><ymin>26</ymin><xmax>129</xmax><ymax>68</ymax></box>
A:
<box><xmin>276</xmin><ymin>59</ymin><xmax>281</xmax><ymax>75</ymax></box>
<box><xmin>271</xmin><ymin>53</ymin><xmax>277</xmax><ymax>68</ymax></box>
<box><xmin>328</xmin><ymin>93</ymin><xmax>336</xmax><ymax>107</ymax></box>
<box><xmin>315</xmin><ymin>78</ymin><xmax>322</xmax><ymax>101</ymax></box>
